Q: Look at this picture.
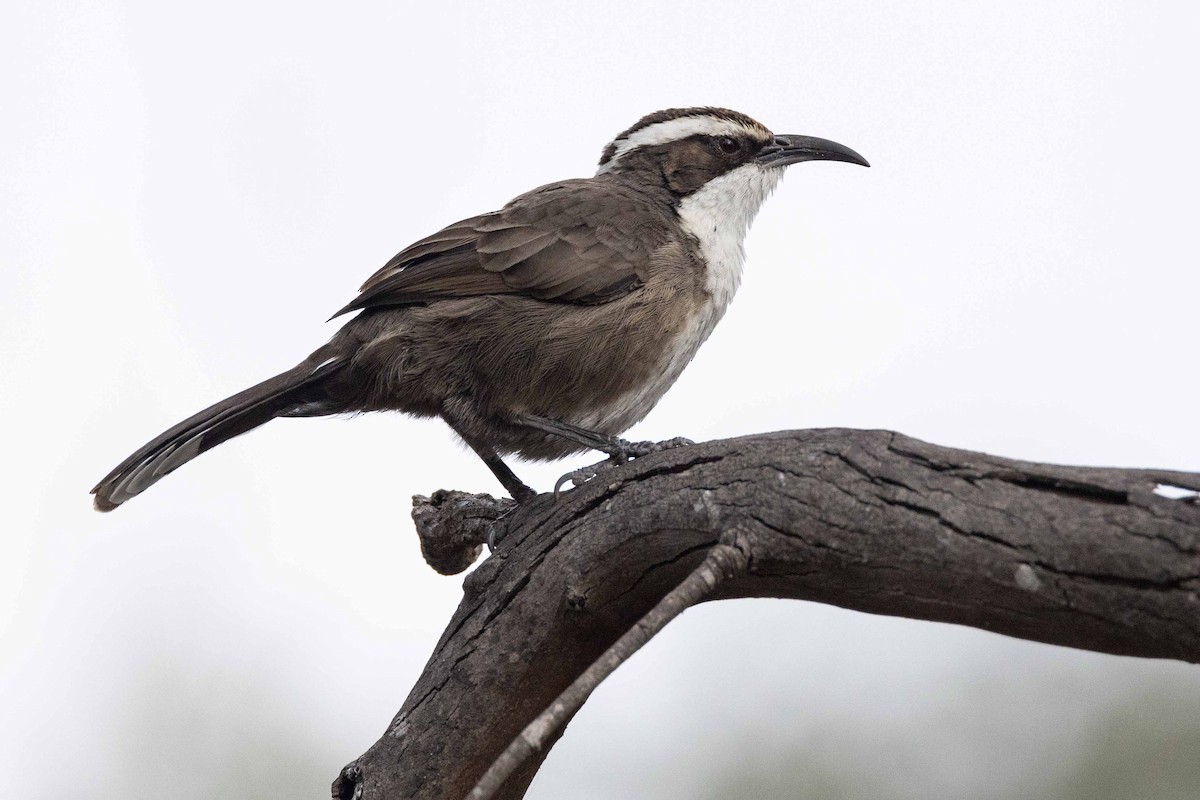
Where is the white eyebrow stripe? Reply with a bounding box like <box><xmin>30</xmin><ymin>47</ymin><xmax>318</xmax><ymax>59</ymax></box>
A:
<box><xmin>599</xmin><ymin>116</ymin><xmax>766</xmax><ymax>172</ymax></box>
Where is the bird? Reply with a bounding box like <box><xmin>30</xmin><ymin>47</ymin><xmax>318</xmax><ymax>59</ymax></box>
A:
<box><xmin>92</xmin><ymin>107</ymin><xmax>868</xmax><ymax>511</ymax></box>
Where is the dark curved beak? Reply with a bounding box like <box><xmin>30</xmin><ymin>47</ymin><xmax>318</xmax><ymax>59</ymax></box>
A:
<box><xmin>756</xmin><ymin>135</ymin><xmax>870</xmax><ymax>169</ymax></box>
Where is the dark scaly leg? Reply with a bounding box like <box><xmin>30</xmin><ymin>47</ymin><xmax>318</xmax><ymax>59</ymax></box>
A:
<box><xmin>514</xmin><ymin>412</ymin><xmax>693</xmax><ymax>495</ymax></box>
<box><xmin>442</xmin><ymin>409</ymin><xmax>537</xmax><ymax>503</ymax></box>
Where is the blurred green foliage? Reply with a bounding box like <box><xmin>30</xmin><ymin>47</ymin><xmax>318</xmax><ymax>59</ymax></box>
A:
<box><xmin>701</xmin><ymin>682</ymin><xmax>1200</xmax><ymax>800</ymax></box>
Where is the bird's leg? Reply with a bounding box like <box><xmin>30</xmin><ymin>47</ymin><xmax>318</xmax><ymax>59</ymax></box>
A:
<box><xmin>515</xmin><ymin>412</ymin><xmax>694</xmax><ymax>458</ymax></box>
<box><xmin>475</xmin><ymin>448</ymin><xmax>538</xmax><ymax>504</ymax></box>
<box><xmin>514</xmin><ymin>412</ymin><xmax>693</xmax><ymax>495</ymax></box>
<box><xmin>442</xmin><ymin>411</ymin><xmax>537</xmax><ymax>503</ymax></box>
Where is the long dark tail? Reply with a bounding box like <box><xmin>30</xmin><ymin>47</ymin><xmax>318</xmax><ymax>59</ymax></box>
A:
<box><xmin>92</xmin><ymin>354</ymin><xmax>347</xmax><ymax>512</ymax></box>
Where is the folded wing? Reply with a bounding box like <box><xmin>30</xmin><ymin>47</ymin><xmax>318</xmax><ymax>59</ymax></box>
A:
<box><xmin>331</xmin><ymin>180</ymin><xmax>671</xmax><ymax>317</ymax></box>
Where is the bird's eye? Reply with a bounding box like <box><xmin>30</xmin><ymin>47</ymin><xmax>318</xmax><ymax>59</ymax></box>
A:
<box><xmin>715</xmin><ymin>136</ymin><xmax>740</xmax><ymax>154</ymax></box>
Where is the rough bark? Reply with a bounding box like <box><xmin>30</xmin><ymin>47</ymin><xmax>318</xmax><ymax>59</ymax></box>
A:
<box><xmin>333</xmin><ymin>428</ymin><xmax>1200</xmax><ymax>800</ymax></box>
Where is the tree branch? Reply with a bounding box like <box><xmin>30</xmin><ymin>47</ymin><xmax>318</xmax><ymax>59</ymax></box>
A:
<box><xmin>467</xmin><ymin>543</ymin><xmax>747</xmax><ymax>800</ymax></box>
<box><xmin>333</xmin><ymin>428</ymin><xmax>1200</xmax><ymax>800</ymax></box>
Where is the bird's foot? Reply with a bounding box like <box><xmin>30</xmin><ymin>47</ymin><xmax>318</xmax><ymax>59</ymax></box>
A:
<box><xmin>614</xmin><ymin>435</ymin><xmax>695</xmax><ymax>459</ymax></box>
<box><xmin>553</xmin><ymin>455</ymin><xmax>623</xmax><ymax>497</ymax></box>
<box><xmin>552</xmin><ymin>436</ymin><xmax>695</xmax><ymax>497</ymax></box>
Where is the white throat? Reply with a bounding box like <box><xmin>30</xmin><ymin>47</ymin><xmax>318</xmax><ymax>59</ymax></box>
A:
<box><xmin>678</xmin><ymin>162</ymin><xmax>783</xmax><ymax>314</ymax></box>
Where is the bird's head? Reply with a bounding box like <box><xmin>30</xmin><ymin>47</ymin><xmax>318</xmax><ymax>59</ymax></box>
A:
<box><xmin>596</xmin><ymin>107</ymin><xmax>868</xmax><ymax>198</ymax></box>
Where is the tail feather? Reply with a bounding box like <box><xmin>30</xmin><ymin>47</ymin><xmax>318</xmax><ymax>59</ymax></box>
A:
<box><xmin>92</xmin><ymin>357</ymin><xmax>345</xmax><ymax>511</ymax></box>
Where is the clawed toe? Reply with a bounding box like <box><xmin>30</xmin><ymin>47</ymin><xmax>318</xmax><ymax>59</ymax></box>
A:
<box><xmin>552</xmin><ymin>436</ymin><xmax>696</xmax><ymax>498</ymax></box>
<box><xmin>553</xmin><ymin>459</ymin><xmax>614</xmax><ymax>498</ymax></box>
<box><xmin>618</xmin><ymin>436</ymin><xmax>695</xmax><ymax>458</ymax></box>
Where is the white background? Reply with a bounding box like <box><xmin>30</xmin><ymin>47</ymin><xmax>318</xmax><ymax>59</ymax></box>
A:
<box><xmin>3</xmin><ymin>2</ymin><xmax>1198</xmax><ymax>798</ymax></box>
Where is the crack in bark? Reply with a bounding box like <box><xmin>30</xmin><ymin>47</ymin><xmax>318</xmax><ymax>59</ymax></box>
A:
<box><xmin>887</xmin><ymin>497</ymin><xmax>1035</xmax><ymax>554</ymax></box>
<box><xmin>748</xmin><ymin>509</ymin><xmax>861</xmax><ymax>557</ymax></box>
<box><xmin>995</xmin><ymin>473</ymin><xmax>1130</xmax><ymax>505</ymax></box>
<box><xmin>597</xmin><ymin>541</ymin><xmax>716</xmax><ymax>610</ymax></box>
<box><xmin>1031</xmin><ymin>562</ymin><xmax>1200</xmax><ymax>592</ymax></box>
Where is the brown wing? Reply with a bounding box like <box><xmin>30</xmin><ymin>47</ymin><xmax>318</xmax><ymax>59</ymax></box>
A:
<box><xmin>330</xmin><ymin>179</ymin><xmax>671</xmax><ymax>318</ymax></box>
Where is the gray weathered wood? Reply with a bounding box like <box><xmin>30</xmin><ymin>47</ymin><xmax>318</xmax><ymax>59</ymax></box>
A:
<box><xmin>333</xmin><ymin>428</ymin><xmax>1200</xmax><ymax>800</ymax></box>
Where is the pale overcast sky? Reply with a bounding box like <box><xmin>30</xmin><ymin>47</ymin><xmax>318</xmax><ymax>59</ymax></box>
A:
<box><xmin>3</xmin><ymin>2</ymin><xmax>1198</xmax><ymax>798</ymax></box>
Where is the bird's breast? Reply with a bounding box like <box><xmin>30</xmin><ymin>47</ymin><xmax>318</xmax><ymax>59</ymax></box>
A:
<box><xmin>568</xmin><ymin>166</ymin><xmax>782</xmax><ymax>434</ymax></box>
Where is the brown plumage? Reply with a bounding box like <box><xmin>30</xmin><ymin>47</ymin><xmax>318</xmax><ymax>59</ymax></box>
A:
<box><xmin>92</xmin><ymin>107</ymin><xmax>867</xmax><ymax>510</ymax></box>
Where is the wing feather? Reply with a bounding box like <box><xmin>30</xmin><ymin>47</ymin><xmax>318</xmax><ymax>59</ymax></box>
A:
<box><xmin>331</xmin><ymin>179</ymin><xmax>672</xmax><ymax>317</ymax></box>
